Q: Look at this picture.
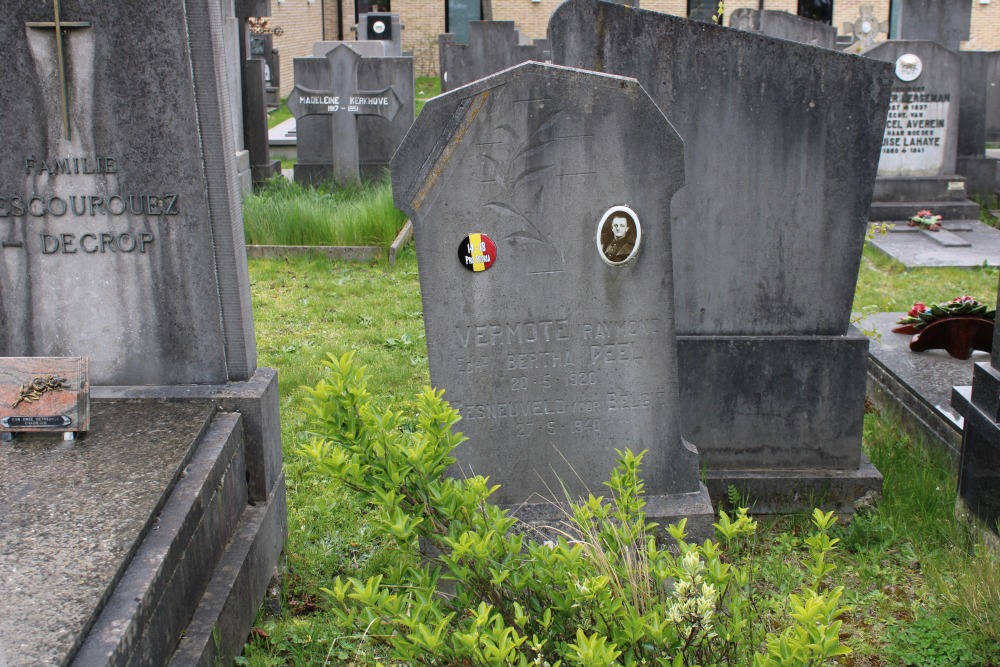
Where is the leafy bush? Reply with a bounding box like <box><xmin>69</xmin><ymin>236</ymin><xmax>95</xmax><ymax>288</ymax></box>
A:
<box><xmin>299</xmin><ymin>352</ymin><xmax>853</xmax><ymax>666</ymax></box>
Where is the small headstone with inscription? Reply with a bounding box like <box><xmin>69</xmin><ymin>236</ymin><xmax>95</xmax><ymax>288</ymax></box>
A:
<box><xmin>391</xmin><ymin>62</ymin><xmax>713</xmax><ymax>537</ymax></box>
<box><xmin>290</xmin><ymin>44</ymin><xmax>404</xmax><ymax>185</ymax></box>
<box><xmin>865</xmin><ymin>40</ymin><xmax>980</xmax><ymax>221</ymax></box>
<box><xmin>314</xmin><ymin>41</ymin><xmax>415</xmax><ymax>181</ymax></box>
<box><xmin>0</xmin><ymin>0</ymin><xmax>285</xmax><ymax>664</ymax></box>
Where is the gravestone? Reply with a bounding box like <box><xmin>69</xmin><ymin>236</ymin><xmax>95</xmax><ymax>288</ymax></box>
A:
<box><xmin>391</xmin><ymin>62</ymin><xmax>713</xmax><ymax>536</ymax></box>
<box><xmin>439</xmin><ymin>22</ymin><xmax>551</xmax><ymax>93</ymax></box>
<box><xmin>864</xmin><ymin>41</ymin><xmax>979</xmax><ymax>221</ymax></box>
<box><xmin>237</xmin><ymin>1</ymin><xmax>281</xmax><ymax>186</ymax></box>
<box><xmin>222</xmin><ymin>0</ymin><xmax>253</xmax><ymax>194</ymax></box>
<box><xmin>314</xmin><ymin>41</ymin><xmax>415</xmax><ymax>180</ymax></box>
<box><xmin>842</xmin><ymin>6</ymin><xmax>888</xmax><ymax>51</ymax></box>
<box><xmin>250</xmin><ymin>31</ymin><xmax>280</xmax><ymax>107</ymax></box>
<box><xmin>957</xmin><ymin>51</ymin><xmax>1000</xmax><ymax>196</ymax></box>
<box><xmin>357</xmin><ymin>13</ymin><xmax>404</xmax><ymax>56</ymax></box>
<box><xmin>290</xmin><ymin>44</ymin><xmax>404</xmax><ymax>185</ymax></box>
<box><xmin>893</xmin><ymin>0</ymin><xmax>971</xmax><ymax>52</ymax></box>
<box><xmin>729</xmin><ymin>9</ymin><xmax>836</xmax><ymax>49</ymax></box>
<box><xmin>550</xmin><ymin>0</ymin><xmax>889</xmax><ymax>512</ymax></box>
<box><xmin>0</xmin><ymin>0</ymin><xmax>285</xmax><ymax>664</ymax></box>
<box><xmin>954</xmin><ymin>273</ymin><xmax>1000</xmax><ymax>541</ymax></box>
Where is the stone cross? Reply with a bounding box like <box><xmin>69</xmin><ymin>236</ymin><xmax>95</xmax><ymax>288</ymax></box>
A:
<box><xmin>288</xmin><ymin>44</ymin><xmax>402</xmax><ymax>185</ymax></box>
<box><xmin>25</xmin><ymin>0</ymin><xmax>91</xmax><ymax>140</ymax></box>
<box><xmin>843</xmin><ymin>6</ymin><xmax>888</xmax><ymax>50</ymax></box>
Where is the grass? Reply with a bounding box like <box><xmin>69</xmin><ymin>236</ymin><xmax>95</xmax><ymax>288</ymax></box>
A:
<box><xmin>242</xmin><ymin>176</ymin><xmax>405</xmax><ymax>247</ymax></box>
<box><xmin>415</xmin><ymin>76</ymin><xmax>440</xmax><ymax>115</ymax></box>
<box><xmin>268</xmin><ymin>97</ymin><xmax>292</xmax><ymax>129</ymax></box>
<box><xmin>236</xmin><ymin>190</ymin><xmax>1000</xmax><ymax>665</ymax></box>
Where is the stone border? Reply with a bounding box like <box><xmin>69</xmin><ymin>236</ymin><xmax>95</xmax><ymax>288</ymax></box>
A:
<box><xmin>246</xmin><ymin>219</ymin><xmax>412</xmax><ymax>265</ymax></box>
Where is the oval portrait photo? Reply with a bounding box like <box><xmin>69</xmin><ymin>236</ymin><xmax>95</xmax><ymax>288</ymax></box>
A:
<box><xmin>596</xmin><ymin>206</ymin><xmax>641</xmax><ymax>266</ymax></box>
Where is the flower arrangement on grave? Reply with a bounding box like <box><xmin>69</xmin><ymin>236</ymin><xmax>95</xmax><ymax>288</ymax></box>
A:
<box><xmin>895</xmin><ymin>296</ymin><xmax>995</xmax><ymax>331</ymax></box>
<box><xmin>908</xmin><ymin>209</ymin><xmax>943</xmax><ymax>231</ymax></box>
<box><xmin>893</xmin><ymin>296</ymin><xmax>996</xmax><ymax>360</ymax></box>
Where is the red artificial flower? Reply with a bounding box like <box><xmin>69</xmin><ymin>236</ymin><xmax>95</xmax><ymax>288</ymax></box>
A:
<box><xmin>908</xmin><ymin>302</ymin><xmax>927</xmax><ymax>317</ymax></box>
<box><xmin>953</xmin><ymin>295</ymin><xmax>975</xmax><ymax>304</ymax></box>
<box><xmin>916</xmin><ymin>210</ymin><xmax>933</xmax><ymax>218</ymax></box>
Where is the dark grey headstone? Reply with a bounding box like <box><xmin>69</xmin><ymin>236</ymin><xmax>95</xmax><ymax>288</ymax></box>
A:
<box><xmin>391</xmin><ymin>62</ymin><xmax>710</xmax><ymax>523</ymax></box>
<box><xmin>550</xmin><ymin>0</ymin><xmax>890</xmax><ymax>502</ymax></box>
<box><xmin>2</xmin><ymin>0</ymin><xmax>257</xmax><ymax>386</ymax></box>
<box><xmin>290</xmin><ymin>45</ymin><xmax>404</xmax><ymax>185</ymax></box>
<box><xmin>866</xmin><ymin>41</ymin><xmax>961</xmax><ymax>178</ymax></box>
<box><xmin>439</xmin><ymin>21</ymin><xmax>551</xmax><ymax>93</ymax></box>
<box><xmin>313</xmin><ymin>41</ymin><xmax>415</xmax><ymax>180</ymax></box>
<box><xmin>894</xmin><ymin>0</ymin><xmax>971</xmax><ymax>52</ymax></box>
<box><xmin>551</xmin><ymin>0</ymin><xmax>892</xmax><ymax>337</ymax></box>
<box><xmin>959</xmin><ymin>51</ymin><xmax>1000</xmax><ymax>157</ymax></box>
<box><xmin>729</xmin><ymin>9</ymin><xmax>836</xmax><ymax>49</ymax></box>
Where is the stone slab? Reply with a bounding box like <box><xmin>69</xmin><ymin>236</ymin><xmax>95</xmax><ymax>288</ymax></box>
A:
<box><xmin>312</xmin><ymin>40</ymin><xmax>387</xmax><ymax>58</ymax></box>
<box><xmin>1</xmin><ymin>0</ymin><xmax>257</xmax><ymax>385</ymax></box>
<box><xmin>959</xmin><ymin>51</ymin><xmax>1000</xmax><ymax>159</ymax></box>
<box><xmin>923</xmin><ymin>228</ymin><xmax>971</xmax><ymax>247</ymax></box>
<box><xmin>863</xmin><ymin>311</ymin><xmax>978</xmax><ymax>459</ymax></box>
<box><xmin>676</xmin><ymin>329</ymin><xmax>869</xmax><ymax>470</ymax></box>
<box><xmin>868</xmin><ymin>219</ymin><xmax>1000</xmax><ymax>267</ymax></box>
<box><xmin>392</xmin><ymin>62</ymin><xmax>705</xmax><ymax>508</ymax></box>
<box><xmin>0</xmin><ymin>401</ymin><xmax>213</xmax><ymax>666</ymax></box>
<box><xmin>550</xmin><ymin>0</ymin><xmax>893</xmax><ymax>337</ymax></box>
<box><xmin>92</xmin><ymin>367</ymin><xmax>283</xmax><ymax>504</ymax></box>
<box><xmin>72</xmin><ymin>410</ymin><xmax>247</xmax><ymax>665</ymax></box>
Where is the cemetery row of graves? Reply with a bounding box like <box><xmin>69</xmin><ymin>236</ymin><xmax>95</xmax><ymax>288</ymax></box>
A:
<box><xmin>2</xmin><ymin>0</ymin><xmax>1000</xmax><ymax>664</ymax></box>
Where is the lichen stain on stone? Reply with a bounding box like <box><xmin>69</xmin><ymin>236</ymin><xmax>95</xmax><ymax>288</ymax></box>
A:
<box><xmin>411</xmin><ymin>90</ymin><xmax>490</xmax><ymax>211</ymax></box>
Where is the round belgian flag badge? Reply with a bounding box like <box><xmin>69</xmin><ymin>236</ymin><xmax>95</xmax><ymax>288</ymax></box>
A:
<box><xmin>458</xmin><ymin>233</ymin><xmax>496</xmax><ymax>272</ymax></box>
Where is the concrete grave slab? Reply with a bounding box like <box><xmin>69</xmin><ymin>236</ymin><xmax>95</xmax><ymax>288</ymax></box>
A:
<box><xmin>868</xmin><ymin>220</ymin><xmax>1000</xmax><ymax>267</ymax></box>
<box><xmin>392</xmin><ymin>61</ymin><xmax>712</xmax><ymax>536</ymax></box>
<box><xmin>863</xmin><ymin>311</ymin><xmax>980</xmax><ymax>459</ymax></box>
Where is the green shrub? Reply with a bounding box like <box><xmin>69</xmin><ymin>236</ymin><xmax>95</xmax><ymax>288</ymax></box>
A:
<box><xmin>300</xmin><ymin>352</ymin><xmax>853</xmax><ymax>666</ymax></box>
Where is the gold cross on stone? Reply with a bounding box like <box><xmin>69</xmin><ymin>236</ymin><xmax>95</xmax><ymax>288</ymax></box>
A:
<box><xmin>26</xmin><ymin>0</ymin><xmax>92</xmax><ymax>140</ymax></box>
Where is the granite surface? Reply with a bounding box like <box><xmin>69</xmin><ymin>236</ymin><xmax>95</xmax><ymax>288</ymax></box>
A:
<box><xmin>439</xmin><ymin>22</ymin><xmax>550</xmax><ymax>93</ymax></box>
<box><xmin>864</xmin><ymin>311</ymin><xmax>983</xmax><ymax>431</ymax></box>
<box><xmin>868</xmin><ymin>220</ymin><xmax>1000</xmax><ymax>268</ymax></box>
<box><xmin>0</xmin><ymin>401</ymin><xmax>213</xmax><ymax>666</ymax></box>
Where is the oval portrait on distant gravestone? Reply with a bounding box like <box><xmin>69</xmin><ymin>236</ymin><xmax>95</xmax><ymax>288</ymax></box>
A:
<box><xmin>895</xmin><ymin>54</ymin><xmax>923</xmax><ymax>82</ymax></box>
<box><xmin>373</xmin><ymin>20</ymin><xmax>387</xmax><ymax>34</ymax></box>
<box><xmin>596</xmin><ymin>206</ymin><xmax>641</xmax><ymax>266</ymax></box>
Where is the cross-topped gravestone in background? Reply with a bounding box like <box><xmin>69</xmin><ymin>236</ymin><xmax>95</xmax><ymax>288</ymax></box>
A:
<box><xmin>391</xmin><ymin>62</ymin><xmax>713</xmax><ymax>537</ymax></box>
<box><xmin>290</xmin><ymin>44</ymin><xmax>402</xmax><ymax>185</ymax></box>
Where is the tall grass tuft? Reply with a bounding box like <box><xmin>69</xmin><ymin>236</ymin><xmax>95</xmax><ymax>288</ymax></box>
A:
<box><xmin>243</xmin><ymin>175</ymin><xmax>406</xmax><ymax>248</ymax></box>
